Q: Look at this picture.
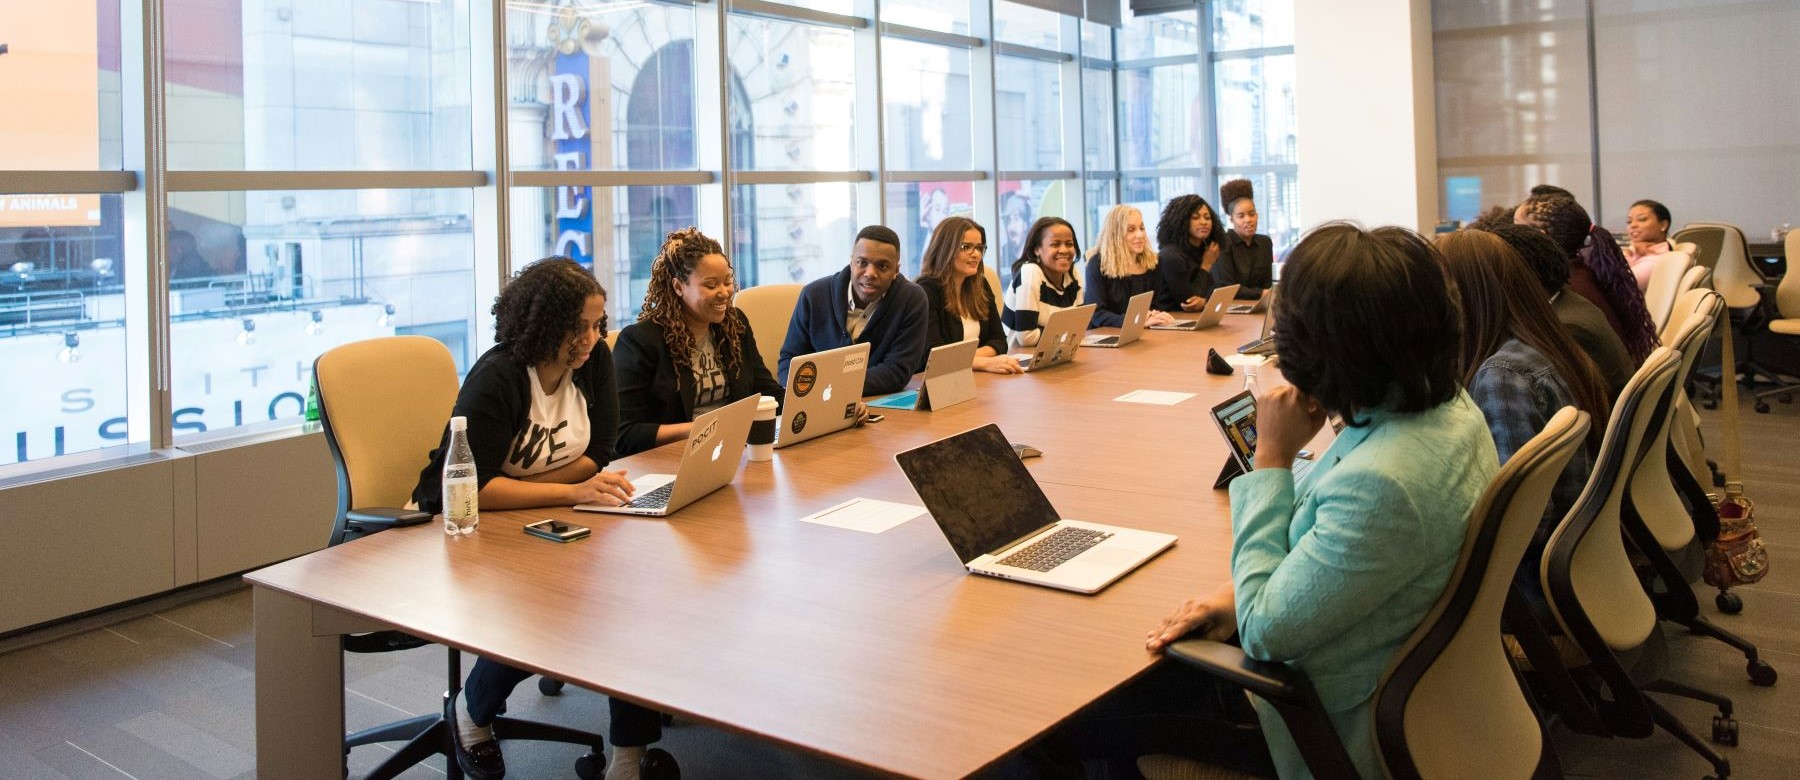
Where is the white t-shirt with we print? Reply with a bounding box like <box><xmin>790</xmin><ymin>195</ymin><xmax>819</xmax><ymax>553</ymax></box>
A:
<box><xmin>502</xmin><ymin>365</ymin><xmax>591</xmax><ymax>478</ymax></box>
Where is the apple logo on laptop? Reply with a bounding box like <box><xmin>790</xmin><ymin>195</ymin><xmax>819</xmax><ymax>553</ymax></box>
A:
<box><xmin>1134</xmin><ymin>313</ymin><xmax>1143</xmax><ymax>324</ymax></box>
<box><xmin>823</xmin><ymin>384</ymin><xmax>833</xmax><ymax>401</ymax></box>
<box><xmin>711</xmin><ymin>442</ymin><xmax>723</xmax><ymax>461</ymax></box>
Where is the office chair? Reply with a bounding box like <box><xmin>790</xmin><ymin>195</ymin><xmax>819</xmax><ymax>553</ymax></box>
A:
<box><xmin>733</xmin><ymin>283</ymin><xmax>803</xmax><ymax>376</ymax></box>
<box><xmin>1153</xmin><ymin>408</ymin><xmax>1589</xmax><ymax>779</ymax></box>
<box><xmin>1749</xmin><ymin>228</ymin><xmax>1800</xmax><ymax>413</ymax></box>
<box><xmin>1540</xmin><ymin>347</ymin><xmax>1737</xmax><ymax>780</ymax></box>
<box><xmin>1677</xmin><ymin>224</ymin><xmax>1783</xmax><ymax>409</ymax></box>
<box><xmin>1644</xmin><ymin>251</ymin><xmax>1695</xmax><ymax>334</ymax></box>
<box><xmin>315</xmin><ymin>337</ymin><xmax>628</xmax><ymax>780</ymax></box>
<box><xmin>1622</xmin><ymin>309</ymin><xmax>1774</xmax><ymax>686</ymax></box>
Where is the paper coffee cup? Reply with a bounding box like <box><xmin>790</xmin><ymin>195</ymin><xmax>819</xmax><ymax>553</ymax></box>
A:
<box><xmin>748</xmin><ymin>395</ymin><xmax>779</xmax><ymax>461</ymax></box>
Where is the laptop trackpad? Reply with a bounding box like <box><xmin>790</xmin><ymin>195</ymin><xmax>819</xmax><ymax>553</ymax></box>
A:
<box><xmin>1081</xmin><ymin>546</ymin><xmax>1144</xmax><ymax>568</ymax></box>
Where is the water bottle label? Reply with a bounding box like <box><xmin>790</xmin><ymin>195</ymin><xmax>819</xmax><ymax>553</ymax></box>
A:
<box><xmin>444</xmin><ymin>479</ymin><xmax>479</xmax><ymax>533</ymax></box>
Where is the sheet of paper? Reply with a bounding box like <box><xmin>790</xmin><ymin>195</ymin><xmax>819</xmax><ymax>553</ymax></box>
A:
<box><xmin>798</xmin><ymin>497</ymin><xmax>926</xmax><ymax>534</ymax></box>
<box><xmin>1224</xmin><ymin>353</ymin><xmax>1272</xmax><ymax>367</ymax></box>
<box><xmin>1113</xmin><ymin>389</ymin><xmax>1197</xmax><ymax>406</ymax></box>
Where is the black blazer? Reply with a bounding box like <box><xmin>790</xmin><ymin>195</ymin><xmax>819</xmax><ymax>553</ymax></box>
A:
<box><xmin>917</xmin><ymin>276</ymin><xmax>1008</xmax><ymax>357</ymax></box>
<box><xmin>613</xmin><ymin>312</ymin><xmax>784</xmax><ymax>456</ymax></box>
<box><xmin>1213</xmin><ymin>233</ymin><xmax>1274</xmax><ymax>300</ymax></box>
<box><xmin>1157</xmin><ymin>240</ymin><xmax>1217</xmax><ymax>309</ymax></box>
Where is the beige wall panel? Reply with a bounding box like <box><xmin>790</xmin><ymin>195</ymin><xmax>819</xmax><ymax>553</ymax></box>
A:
<box><xmin>192</xmin><ymin>431</ymin><xmax>337</xmax><ymax>580</ymax></box>
<box><xmin>0</xmin><ymin>459</ymin><xmax>179</xmax><ymax>633</ymax></box>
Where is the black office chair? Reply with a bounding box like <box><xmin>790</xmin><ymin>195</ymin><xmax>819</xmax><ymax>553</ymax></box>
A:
<box><xmin>1539</xmin><ymin>347</ymin><xmax>1737</xmax><ymax>780</ymax></box>
<box><xmin>315</xmin><ymin>336</ymin><xmax>628</xmax><ymax>779</ymax></box>
<box><xmin>1155</xmin><ymin>408</ymin><xmax>1589</xmax><ymax>779</ymax></box>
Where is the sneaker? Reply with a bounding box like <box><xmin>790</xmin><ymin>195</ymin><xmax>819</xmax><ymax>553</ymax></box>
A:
<box><xmin>455</xmin><ymin>736</ymin><xmax>506</xmax><ymax>780</ymax></box>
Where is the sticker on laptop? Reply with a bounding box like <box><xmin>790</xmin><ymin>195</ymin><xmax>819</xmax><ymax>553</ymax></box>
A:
<box><xmin>843</xmin><ymin>353</ymin><xmax>867</xmax><ymax>373</ymax></box>
<box><xmin>793</xmin><ymin>362</ymin><xmax>818</xmax><ymax>397</ymax></box>
<box><xmin>791</xmin><ymin>411</ymin><xmax>808</xmax><ymax>434</ymax></box>
<box><xmin>844</xmin><ymin>402</ymin><xmax>858</xmax><ymax>420</ymax></box>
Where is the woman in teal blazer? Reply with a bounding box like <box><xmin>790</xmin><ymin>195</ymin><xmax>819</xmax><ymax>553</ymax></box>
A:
<box><xmin>1025</xmin><ymin>224</ymin><xmax>1498</xmax><ymax>779</ymax></box>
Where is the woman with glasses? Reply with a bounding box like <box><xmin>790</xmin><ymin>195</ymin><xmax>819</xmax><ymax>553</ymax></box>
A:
<box><xmin>1086</xmin><ymin>204</ymin><xmax>1177</xmax><ymax>329</ymax></box>
<box><xmin>917</xmin><ymin>216</ymin><xmax>1022</xmax><ymax>374</ymax></box>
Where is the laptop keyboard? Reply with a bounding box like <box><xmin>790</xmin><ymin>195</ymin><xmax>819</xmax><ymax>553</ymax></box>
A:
<box><xmin>996</xmin><ymin>526</ymin><xmax>1113</xmax><ymax>572</ymax></box>
<box><xmin>624</xmin><ymin>482</ymin><xmax>675</xmax><ymax>510</ymax></box>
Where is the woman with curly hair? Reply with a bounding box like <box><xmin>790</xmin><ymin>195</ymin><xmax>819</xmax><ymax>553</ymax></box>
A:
<box><xmin>1085</xmin><ymin>204</ymin><xmax>1177</xmax><ymax>329</ymax></box>
<box><xmin>1515</xmin><ymin>193</ymin><xmax>1658</xmax><ymax>362</ymax></box>
<box><xmin>1154</xmin><ymin>194</ymin><xmax>1224</xmax><ymax>311</ymax></box>
<box><xmin>917</xmin><ymin>216</ymin><xmax>1023</xmax><ymax>374</ymax></box>
<box><xmin>410</xmin><ymin>256</ymin><xmax>667</xmax><ymax>780</ymax></box>
<box><xmin>1212</xmin><ymin>179</ymin><xmax>1274</xmax><ymax>301</ymax></box>
<box><xmin>614</xmin><ymin>227</ymin><xmax>784</xmax><ymax>456</ymax></box>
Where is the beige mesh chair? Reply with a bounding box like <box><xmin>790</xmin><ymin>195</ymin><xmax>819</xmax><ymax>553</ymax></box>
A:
<box><xmin>1155</xmin><ymin>410</ymin><xmax>1588</xmax><ymax>779</ymax></box>
<box><xmin>1663</xmin><ymin>290</ymin><xmax>1724</xmax><ymax>500</ymax></box>
<box><xmin>1540</xmin><ymin>347</ymin><xmax>1737</xmax><ymax>780</ymax></box>
<box><xmin>1643</xmin><ymin>251</ymin><xmax>1694</xmax><ymax>334</ymax></box>
<box><xmin>1749</xmin><ymin>229</ymin><xmax>1800</xmax><ymax>412</ymax></box>
<box><xmin>733</xmin><ymin>283</ymin><xmax>803</xmax><ymax>376</ymax></box>
<box><xmin>983</xmin><ymin>263</ymin><xmax>1004</xmax><ymax>308</ymax></box>
<box><xmin>315</xmin><ymin>337</ymin><xmax>620</xmax><ymax>779</ymax></box>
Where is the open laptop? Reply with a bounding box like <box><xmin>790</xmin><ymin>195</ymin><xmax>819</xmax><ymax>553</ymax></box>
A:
<box><xmin>777</xmin><ymin>341</ymin><xmax>871</xmax><ymax>448</ymax></box>
<box><xmin>1209</xmin><ymin>389</ymin><xmax>1335</xmax><ymax>489</ymax></box>
<box><xmin>1236</xmin><ymin>285</ymin><xmax>1280</xmax><ymax>355</ymax></box>
<box><xmin>1082</xmin><ymin>292</ymin><xmax>1151</xmax><ymax>348</ymax></box>
<box><xmin>867</xmin><ymin>338</ymin><xmax>978</xmax><ymax>412</ymax></box>
<box><xmin>576</xmin><ymin>394</ymin><xmax>758</xmax><ymax>516</ymax></box>
<box><xmin>1012</xmin><ymin>303</ymin><xmax>1096</xmax><ymax>372</ymax></box>
<box><xmin>896</xmin><ymin>423</ymin><xmax>1178</xmax><ymax>594</ymax></box>
<box><xmin>1150</xmin><ymin>284</ymin><xmax>1242</xmax><ymax>330</ymax></box>
<box><xmin>1227</xmin><ymin>289</ymin><xmax>1271</xmax><ymax>315</ymax></box>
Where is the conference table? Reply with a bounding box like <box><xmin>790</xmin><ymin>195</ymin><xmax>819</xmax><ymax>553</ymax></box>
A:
<box><xmin>246</xmin><ymin>312</ymin><xmax>1286</xmax><ymax>779</ymax></box>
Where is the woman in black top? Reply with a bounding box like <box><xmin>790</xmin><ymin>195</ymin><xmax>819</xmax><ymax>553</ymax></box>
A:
<box><xmin>409</xmin><ymin>257</ymin><xmax>664</xmax><ymax>780</ymax></box>
<box><xmin>1213</xmin><ymin>178</ymin><xmax>1274</xmax><ymax>301</ymax></box>
<box><xmin>917</xmin><ymin>216</ymin><xmax>1022</xmax><ymax>374</ymax></box>
<box><xmin>1155</xmin><ymin>194</ymin><xmax>1223</xmax><ymax>311</ymax></box>
<box><xmin>1086</xmin><ymin>204</ymin><xmax>1177</xmax><ymax>329</ymax></box>
<box><xmin>614</xmin><ymin>228</ymin><xmax>784</xmax><ymax>456</ymax></box>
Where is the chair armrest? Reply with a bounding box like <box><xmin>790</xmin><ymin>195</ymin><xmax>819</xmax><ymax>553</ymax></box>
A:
<box><xmin>1165</xmin><ymin>639</ymin><xmax>1362</xmax><ymax>778</ymax></box>
<box><xmin>347</xmin><ymin>507</ymin><xmax>433</xmax><ymax>529</ymax></box>
<box><xmin>1165</xmin><ymin>639</ymin><xmax>1309</xmax><ymax>705</ymax></box>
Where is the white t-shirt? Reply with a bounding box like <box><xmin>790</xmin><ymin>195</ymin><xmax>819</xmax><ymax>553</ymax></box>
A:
<box><xmin>502</xmin><ymin>365</ymin><xmax>591</xmax><ymax>478</ymax></box>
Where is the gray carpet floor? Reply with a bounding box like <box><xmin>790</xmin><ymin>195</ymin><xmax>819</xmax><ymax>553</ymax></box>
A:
<box><xmin>1</xmin><ymin>395</ymin><xmax>1795</xmax><ymax>779</ymax></box>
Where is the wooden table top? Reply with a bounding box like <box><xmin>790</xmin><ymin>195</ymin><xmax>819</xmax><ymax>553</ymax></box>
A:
<box><xmin>247</xmin><ymin>312</ymin><xmax>1277</xmax><ymax>779</ymax></box>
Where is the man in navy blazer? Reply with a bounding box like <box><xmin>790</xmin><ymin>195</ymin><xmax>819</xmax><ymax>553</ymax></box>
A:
<box><xmin>778</xmin><ymin>225</ymin><xmax>930</xmax><ymax>397</ymax></box>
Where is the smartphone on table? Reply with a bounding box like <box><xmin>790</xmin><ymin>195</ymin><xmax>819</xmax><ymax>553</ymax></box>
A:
<box><xmin>524</xmin><ymin>519</ymin><xmax>590</xmax><ymax>542</ymax></box>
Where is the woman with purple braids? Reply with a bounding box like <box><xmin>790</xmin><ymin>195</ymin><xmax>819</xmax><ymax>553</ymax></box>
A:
<box><xmin>1515</xmin><ymin>194</ymin><xmax>1659</xmax><ymax>362</ymax></box>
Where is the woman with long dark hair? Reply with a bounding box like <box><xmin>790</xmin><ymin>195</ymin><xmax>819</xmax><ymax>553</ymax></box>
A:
<box><xmin>1515</xmin><ymin>194</ymin><xmax>1658</xmax><ymax>362</ymax></box>
<box><xmin>613</xmin><ymin>228</ymin><xmax>784</xmax><ymax>456</ymax></box>
<box><xmin>1154</xmin><ymin>194</ymin><xmax>1224</xmax><ymax>311</ymax></box>
<box><xmin>917</xmin><ymin>216</ymin><xmax>1022</xmax><ymax>374</ymax></box>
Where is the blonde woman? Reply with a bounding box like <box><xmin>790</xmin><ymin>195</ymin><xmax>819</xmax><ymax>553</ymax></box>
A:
<box><xmin>1085</xmin><ymin>204</ymin><xmax>1176</xmax><ymax>328</ymax></box>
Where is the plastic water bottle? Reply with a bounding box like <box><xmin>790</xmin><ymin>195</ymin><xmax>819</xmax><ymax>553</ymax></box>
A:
<box><xmin>1244</xmin><ymin>365</ymin><xmax>1260</xmax><ymax>395</ymax></box>
<box><xmin>442</xmin><ymin>416</ymin><xmax>479</xmax><ymax>535</ymax></box>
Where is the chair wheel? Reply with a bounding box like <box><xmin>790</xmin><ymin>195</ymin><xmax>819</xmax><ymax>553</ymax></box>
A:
<box><xmin>538</xmin><ymin>676</ymin><xmax>565</xmax><ymax>696</ymax></box>
<box><xmin>575</xmin><ymin>751</ymin><xmax>605</xmax><ymax>780</ymax></box>
<box><xmin>1716</xmin><ymin>591</ymin><xmax>1744</xmax><ymax>614</ymax></box>
<box><xmin>1748</xmin><ymin>659</ymin><xmax>1777</xmax><ymax>686</ymax></box>
<box><xmin>1713</xmin><ymin>715</ymin><xmax>1740</xmax><ymax>746</ymax></box>
<box><xmin>1755</xmin><ymin>402</ymin><xmax>1771</xmax><ymax>413</ymax></box>
<box><xmin>1703</xmin><ymin>399</ymin><xmax>1719</xmax><ymax>410</ymax></box>
<box><xmin>642</xmin><ymin>747</ymin><xmax>680</xmax><ymax>780</ymax></box>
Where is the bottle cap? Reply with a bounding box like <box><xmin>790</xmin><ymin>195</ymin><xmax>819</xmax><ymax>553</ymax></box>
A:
<box><xmin>449</xmin><ymin>415</ymin><xmax>467</xmax><ymax>431</ymax></box>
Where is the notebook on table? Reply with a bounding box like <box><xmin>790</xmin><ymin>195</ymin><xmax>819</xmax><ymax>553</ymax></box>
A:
<box><xmin>1151</xmin><ymin>284</ymin><xmax>1242</xmax><ymax>330</ymax></box>
<box><xmin>1082</xmin><ymin>292</ymin><xmax>1151</xmax><ymax>348</ymax></box>
<box><xmin>867</xmin><ymin>338</ymin><xmax>978</xmax><ymax>412</ymax></box>
<box><xmin>1011</xmin><ymin>303</ymin><xmax>1096</xmax><ymax>373</ymax></box>
<box><xmin>576</xmin><ymin>394</ymin><xmax>758</xmax><ymax>516</ymax></box>
<box><xmin>895</xmin><ymin>423</ymin><xmax>1177</xmax><ymax>594</ymax></box>
<box><xmin>777</xmin><ymin>342</ymin><xmax>872</xmax><ymax>448</ymax></box>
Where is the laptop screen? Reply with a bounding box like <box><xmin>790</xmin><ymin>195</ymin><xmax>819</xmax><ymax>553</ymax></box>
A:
<box><xmin>895</xmin><ymin>424</ymin><xmax>1060</xmax><ymax>563</ymax></box>
<box><xmin>1210</xmin><ymin>390</ymin><xmax>1259</xmax><ymax>471</ymax></box>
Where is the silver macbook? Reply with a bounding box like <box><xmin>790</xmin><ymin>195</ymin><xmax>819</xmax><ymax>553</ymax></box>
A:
<box><xmin>867</xmin><ymin>338</ymin><xmax>978</xmax><ymax>412</ymax></box>
<box><xmin>1082</xmin><ymin>291</ymin><xmax>1151</xmax><ymax>348</ymax></box>
<box><xmin>895</xmin><ymin>423</ymin><xmax>1177</xmax><ymax>594</ymax></box>
<box><xmin>777</xmin><ymin>341</ymin><xmax>871</xmax><ymax>448</ymax></box>
<box><xmin>1012</xmin><ymin>303</ymin><xmax>1095</xmax><ymax>372</ymax></box>
<box><xmin>576</xmin><ymin>394</ymin><xmax>758</xmax><ymax>516</ymax></box>
<box><xmin>1237</xmin><ymin>285</ymin><xmax>1280</xmax><ymax>355</ymax></box>
<box><xmin>1152</xmin><ymin>284</ymin><xmax>1242</xmax><ymax>330</ymax></box>
<box><xmin>1227</xmin><ymin>289</ymin><xmax>1271</xmax><ymax>315</ymax></box>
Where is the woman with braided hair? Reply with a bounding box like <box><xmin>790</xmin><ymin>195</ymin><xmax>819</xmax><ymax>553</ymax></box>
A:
<box><xmin>614</xmin><ymin>227</ymin><xmax>784</xmax><ymax>456</ymax></box>
<box><xmin>1514</xmin><ymin>194</ymin><xmax>1659</xmax><ymax>362</ymax></box>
